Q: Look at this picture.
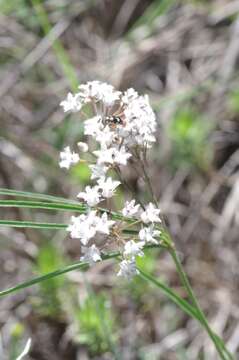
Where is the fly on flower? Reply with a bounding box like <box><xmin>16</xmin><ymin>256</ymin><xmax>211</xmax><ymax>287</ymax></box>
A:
<box><xmin>102</xmin><ymin>109</ymin><xmax>126</xmax><ymax>130</ymax></box>
<box><xmin>103</xmin><ymin>115</ymin><xmax>124</xmax><ymax>128</ymax></box>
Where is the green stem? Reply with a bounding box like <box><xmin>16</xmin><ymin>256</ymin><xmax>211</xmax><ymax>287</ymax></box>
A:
<box><xmin>0</xmin><ymin>252</ymin><xmax>118</xmax><ymax>297</ymax></box>
<box><xmin>168</xmin><ymin>246</ymin><xmax>231</xmax><ymax>360</ymax></box>
<box><xmin>0</xmin><ymin>246</ymin><xmax>159</xmax><ymax>298</ymax></box>
<box><xmin>132</xmin><ymin>155</ymin><xmax>231</xmax><ymax>360</ymax></box>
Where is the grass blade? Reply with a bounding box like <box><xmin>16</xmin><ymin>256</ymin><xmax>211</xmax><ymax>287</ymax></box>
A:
<box><xmin>127</xmin><ymin>0</ymin><xmax>175</xmax><ymax>38</ymax></box>
<box><xmin>31</xmin><ymin>0</ymin><xmax>78</xmax><ymax>91</ymax></box>
<box><xmin>0</xmin><ymin>249</ymin><xmax>203</xmax><ymax>323</ymax></box>
<box><xmin>0</xmin><ymin>189</ymin><xmax>140</xmax><ymax>222</ymax></box>
<box><xmin>138</xmin><ymin>268</ymin><xmax>233</xmax><ymax>360</ymax></box>
<box><xmin>0</xmin><ymin>188</ymin><xmax>79</xmax><ymax>204</ymax></box>
<box><xmin>0</xmin><ymin>252</ymin><xmax>119</xmax><ymax>297</ymax></box>
<box><xmin>168</xmin><ymin>248</ymin><xmax>232</xmax><ymax>360</ymax></box>
<box><xmin>0</xmin><ymin>191</ymin><xmax>171</xmax><ymax>230</ymax></box>
<box><xmin>0</xmin><ymin>220</ymin><xmax>66</xmax><ymax>230</ymax></box>
<box><xmin>0</xmin><ymin>220</ymin><xmax>165</xmax><ymax>242</ymax></box>
<box><xmin>0</xmin><ymin>200</ymin><xmax>86</xmax><ymax>212</ymax></box>
<box><xmin>0</xmin><ymin>219</ymin><xmax>170</xmax><ymax>242</ymax></box>
<box><xmin>138</xmin><ymin>268</ymin><xmax>202</xmax><ymax>323</ymax></box>
<box><xmin>0</xmin><ymin>261</ymin><xmax>87</xmax><ymax>297</ymax></box>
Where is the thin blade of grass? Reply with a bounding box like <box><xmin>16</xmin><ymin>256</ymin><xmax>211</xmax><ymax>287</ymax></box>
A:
<box><xmin>0</xmin><ymin>261</ymin><xmax>87</xmax><ymax>297</ymax></box>
<box><xmin>0</xmin><ymin>220</ymin><xmax>166</xmax><ymax>241</ymax></box>
<box><xmin>138</xmin><ymin>268</ymin><xmax>233</xmax><ymax>360</ymax></box>
<box><xmin>0</xmin><ymin>220</ymin><xmax>66</xmax><ymax>230</ymax></box>
<box><xmin>127</xmin><ymin>0</ymin><xmax>175</xmax><ymax>38</ymax></box>
<box><xmin>0</xmin><ymin>188</ymin><xmax>79</xmax><ymax>204</ymax></box>
<box><xmin>0</xmin><ymin>200</ymin><xmax>86</xmax><ymax>212</ymax></box>
<box><xmin>168</xmin><ymin>248</ymin><xmax>232</xmax><ymax>360</ymax></box>
<box><xmin>0</xmin><ymin>247</ymin><xmax>202</xmax><ymax>324</ymax></box>
<box><xmin>138</xmin><ymin>268</ymin><xmax>202</xmax><ymax>323</ymax></box>
<box><xmin>31</xmin><ymin>0</ymin><xmax>78</xmax><ymax>91</ymax></box>
<box><xmin>0</xmin><ymin>219</ymin><xmax>170</xmax><ymax>241</ymax></box>
<box><xmin>0</xmin><ymin>192</ymin><xmax>171</xmax><ymax>234</ymax></box>
<box><xmin>0</xmin><ymin>189</ymin><xmax>139</xmax><ymax>222</ymax></box>
<box><xmin>0</xmin><ymin>252</ymin><xmax>119</xmax><ymax>297</ymax></box>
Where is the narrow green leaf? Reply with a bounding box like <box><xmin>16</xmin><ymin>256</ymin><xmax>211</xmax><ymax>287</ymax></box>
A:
<box><xmin>0</xmin><ymin>188</ymin><xmax>78</xmax><ymax>204</ymax></box>
<box><xmin>0</xmin><ymin>219</ymin><xmax>170</xmax><ymax>245</ymax></box>
<box><xmin>0</xmin><ymin>200</ymin><xmax>86</xmax><ymax>213</ymax></box>
<box><xmin>0</xmin><ymin>252</ymin><xmax>119</xmax><ymax>297</ymax></box>
<box><xmin>0</xmin><ymin>247</ymin><xmax>201</xmax><ymax>325</ymax></box>
<box><xmin>0</xmin><ymin>189</ymin><xmax>140</xmax><ymax>222</ymax></box>
<box><xmin>138</xmin><ymin>268</ymin><xmax>202</xmax><ymax>323</ymax></box>
<box><xmin>0</xmin><ymin>220</ymin><xmax>66</xmax><ymax>230</ymax></box>
<box><xmin>138</xmin><ymin>268</ymin><xmax>234</xmax><ymax>360</ymax></box>
<box><xmin>127</xmin><ymin>0</ymin><xmax>175</xmax><ymax>38</ymax></box>
<box><xmin>0</xmin><ymin>190</ymin><xmax>172</xmax><ymax>239</ymax></box>
<box><xmin>31</xmin><ymin>0</ymin><xmax>78</xmax><ymax>91</ymax></box>
<box><xmin>0</xmin><ymin>218</ymin><xmax>142</xmax><ymax>236</ymax></box>
<box><xmin>0</xmin><ymin>262</ymin><xmax>87</xmax><ymax>297</ymax></box>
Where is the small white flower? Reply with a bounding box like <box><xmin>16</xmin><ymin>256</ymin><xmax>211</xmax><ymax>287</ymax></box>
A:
<box><xmin>59</xmin><ymin>146</ymin><xmax>79</xmax><ymax>169</ymax></box>
<box><xmin>16</xmin><ymin>338</ymin><xmax>32</xmax><ymax>360</ymax></box>
<box><xmin>67</xmin><ymin>211</ymin><xmax>115</xmax><ymax>245</ymax></box>
<box><xmin>94</xmin><ymin>147</ymin><xmax>131</xmax><ymax>166</ymax></box>
<box><xmin>97</xmin><ymin>177</ymin><xmax>120</xmax><ymax>198</ymax></box>
<box><xmin>78</xmin><ymin>81</ymin><xmax>121</xmax><ymax>106</ymax></box>
<box><xmin>141</xmin><ymin>203</ymin><xmax>161</xmax><ymax>224</ymax></box>
<box><xmin>77</xmin><ymin>142</ymin><xmax>88</xmax><ymax>152</ymax></box>
<box><xmin>60</xmin><ymin>92</ymin><xmax>82</xmax><ymax>113</ymax></box>
<box><xmin>121</xmin><ymin>88</ymin><xmax>138</xmax><ymax>105</ymax></box>
<box><xmin>89</xmin><ymin>164</ymin><xmax>109</xmax><ymax>180</ymax></box>
<box><xmin>67</xmin><ymin>211</ymin><xmax>100</xmax><ymax>245</ymax></box>
<box><xmin>77</xmin><ymin>185</ymin><xmax>101</xmax><ymax>206</ymax></box>
<box><xmin>95</xmin><ymin>126</ymin><xmax>116</xmax><ymax>147</ymax></box>
<box><xmin>97</xmin><ymin>212</ymin><xmax>115</xmax><ymax>234</ymax></box>
<box><xmin>112</xmin><ymin>146</ymin><xmax>132</xmax><ymax>166</ymax></box>
<box><xmin>122</xmin><ymin>200</ymin><xmax>140</xmax><ymax>217</ymax></box>
<box><xmin>139</xmin><ymin>225</ymin><xmax>161</xmax><ymax>244</ymax></box>
<box><xmin>67</xmin><ymin>215</ymin><xmax>83</xmax><ymax>239</ymax></box>
<box><xmin>66</xmin><ymin>215</ymin><xmax>93</xmax><ymax>244</ymax></box>
<box><xmin>80</xmin><ymin>245</ymin><xmax>102</xmax><ymax>265</ymax></box>
<box><xmin>122</xmin><ymin>94</ymin><xmax>157</xmax><ymax>148</ymax></box>
<box><xmin>123</xmin><ymin>240</ymin><xmax>144</xmax><ymax>259</ymax></box>
<box><xmin>84</xmin><ymin>116</ymin><xmax>103</xmax><ymax>137</ymax></box>
<box><xmin>117</xmin><ymin>259</ymin><xmax>139</xmax><ymax>279</ymax></box>
<box><xmin>93</xmin><ymin>148</ymin><xmax>114</xmax><ymax>165</ymax></box>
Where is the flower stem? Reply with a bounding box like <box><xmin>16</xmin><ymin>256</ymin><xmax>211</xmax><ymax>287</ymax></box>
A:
<box><xmin>131</xmin><ymin>149</ymin><xmax>230</xmax><ymax>358</ymax></box>
<box><xmin>168</xmin><ymin>245</ymin><xmax>231</xmax><ymax>360</ymax></box>
<box><xmin>137</xmin><ymin>153</ymin><xmax>159</xmax><ymax>207</ymax></box>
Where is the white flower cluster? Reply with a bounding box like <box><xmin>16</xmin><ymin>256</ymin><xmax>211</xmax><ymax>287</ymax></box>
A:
<box><xmin>119</xmin><ymin>201</ymin><xmax>161</xmax><ymax>278</ymax></box>
<box><xmin>60</xmin><ymin>81</ymin><xmax>161</xmax><ymax>279</ymax></box>
<box><xmin>60</xmin><ymin>80</ymin><xmax>157</xmax><ymax>152</ymax></box>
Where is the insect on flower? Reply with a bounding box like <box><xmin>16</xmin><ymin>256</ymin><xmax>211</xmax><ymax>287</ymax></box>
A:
<box><xmin>103</xmin><ymin>111</ymin><xmax>126</xmax><ymax>129</ymax></box>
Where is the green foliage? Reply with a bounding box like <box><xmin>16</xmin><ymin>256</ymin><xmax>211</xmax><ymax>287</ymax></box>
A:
<box><xmin>0</xmin><ymin>188</ymin><xmax>233</xmax><ymax>359</ymax></box>
<box><xmin>71</xmin><ymin>162</ymin><xmax>91</xmax><ymax>185</ymax></box>
<box><xmin>31</xmin><ymin>0</ymin><xmax>78</xmax><ymax>91</ymax></box>
<box><xmin>128</xmin><ymin>0</ymin><xmax>176</xmax><ymax>40</ymax></box>
<box><xmin>9</xmin><ymin>323</ymin><xmax>26</xmax><ymax>360</ymax></box>
<box><xmin>122</xmin><ymin>248</ymin><xmax>159</xmax><ymax>306</ymax></box>
<box><xmin>33</xmin><ymin>243</ymin><xmax>65</xmax><ymax>317</ymax></box>
<box><xmin>113</xmin><ymin>186</ymin><xmax>125</xmax><ymax>211</ymax></box>
<box><xmin>183</xmin><ymin>0</ymin><xmax>210</xmax><ymax>5</ymax></box>
<box><xmin>228</xmin><ymin>89</ymin><xmax>239</xmax><ymax>114</ymax></box>
<box><xmin>0</xmin><ymin>0</ymin><xmax>40</xmax><ymax>30</ymax></box>
<box><xmin>168</xmin><ymin>106</ymin><xmax>213</xmax><ymax>170</ymax></box>
<box><xmin>74</xmin><ymin>292</ymin><xmax>117</xmax><ymax>355</ymax></box>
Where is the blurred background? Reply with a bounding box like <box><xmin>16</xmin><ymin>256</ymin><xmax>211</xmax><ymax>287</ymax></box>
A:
<box><xmin>0</xmin><ymin>0</ymin><xmax>239</xmax><ymax>359</ymax></box>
